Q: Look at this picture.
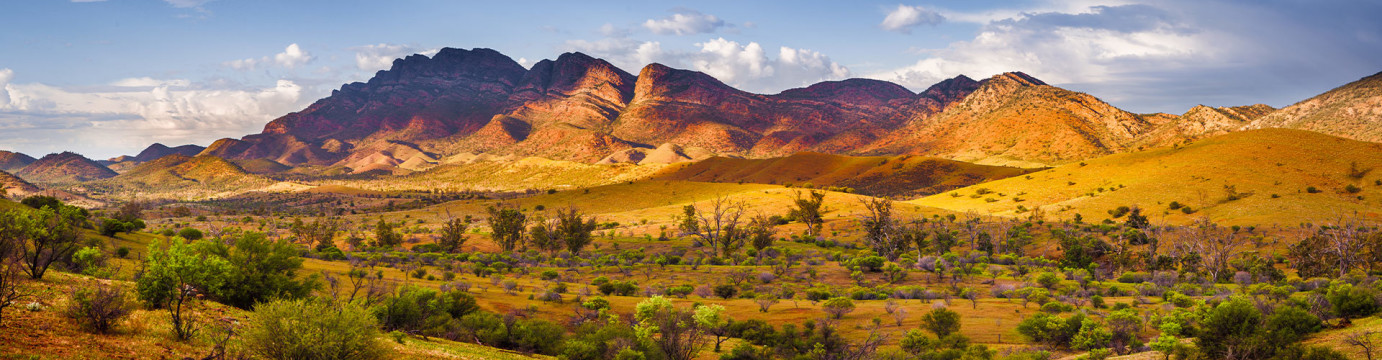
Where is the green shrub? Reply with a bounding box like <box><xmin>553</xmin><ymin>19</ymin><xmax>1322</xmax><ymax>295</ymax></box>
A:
<box><xmin>242</xmin><ymin>298</ymin><xmax>386</xmax><ymax>360</ymax></box>
<box><xmin>1327</xmin><ymin>283</ymin><xmax>1379</xmax><ymax>318</ymax></box>
<box><xmin>822</xmin><ymin>297</ymin><xmax>855</xmax><ymax>319</ymax></box>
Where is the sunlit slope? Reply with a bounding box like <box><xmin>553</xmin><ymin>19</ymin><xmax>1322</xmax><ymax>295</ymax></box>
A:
<box><xmin>654</xmin><ymin>152</ymin><xmax>1036</xmax><ymax>198</ymax></box>
<box><xmin>911</xmin><ymin>129</ymin><xmax>1382</xmax><ymax>226</ymax></box>
<box><xmin>399</xmin><ymin>181</ymin><xmax>956</xmax><ymax>240</ymax></box>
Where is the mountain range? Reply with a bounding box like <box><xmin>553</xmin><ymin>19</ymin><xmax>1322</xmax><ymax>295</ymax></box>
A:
<box><xmin>192</xmin><ymin>47</ymin><xmax>1357</xmax><ymax>173</ymax></box>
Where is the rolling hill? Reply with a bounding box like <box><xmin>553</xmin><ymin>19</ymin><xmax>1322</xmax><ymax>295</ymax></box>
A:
<box><xmin>0</xmin><ymin>169</ymin><xmax>41</xmax><ymax>196</ymax></box>
<box><xmin>910</xmin><ymin>129</ymin><xmax>1382</xmax><ymax>226</ymax></box>
<box><xmin>0</xmin><ymin>150</ymin><xmax>36</xmax><ymax>172</ymax></box>
<box><xmin>84</xmin><ymin>154</ymin><xmax>275</xmax><ymax>200</ymax></box>
<box><xmin>654</xmin><ymin>152</ymin><xmax>1037</xmax><ymax>198</ymax></box>
<box><xmin>15</xmin><ymin>152</ymin><xmax>118</xmax><ymax>185</ymax></box>
<box><xmin>1246</xmin><ymin>71</ymin><xmax>1382</xmax><ymax>142</ymax></box>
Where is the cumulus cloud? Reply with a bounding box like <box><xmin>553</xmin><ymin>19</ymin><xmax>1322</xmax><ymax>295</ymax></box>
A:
<box><xmin>870</xmin><ymin>4</ymin><xmax>1205</xmax><ymax>105</ymax></box>
<box><xmin>565</xmin><ymin>36</ymin><xmax>849</xmax><ymax>93</ymax></box>
<box><xmin>881</xmin><ymin>5</ymin><xmax>945</xmax><ymax>33</ymax></box>
<box><xmin>0</xmin><ymin>69</ymin><xmax>311</xmax><ymax>156</ymax></box>
<box><xmin>349</xmin><ymin>43</ymin><xmax>440</xmax><ymax>71</ymax></box>
<box><xmin>226</xmin><ymin>43</ymin><xmax>315</xmax><ymax>70</ymax></box>
<box><xmin>0</xmin><ymin>68</ymin><xmax>12</xmax><ymax>108</ymax></box>
<box><xmin>644</xmin><ymin>9</ymin><xmax>726</xmax><ymax>35</ymax></box>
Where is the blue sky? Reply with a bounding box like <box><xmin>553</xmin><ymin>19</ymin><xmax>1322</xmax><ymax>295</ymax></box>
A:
<box><xmin>1</xmin><ymin>0</ymin><xmax>1380</xmax><ymax>158</ymax></box>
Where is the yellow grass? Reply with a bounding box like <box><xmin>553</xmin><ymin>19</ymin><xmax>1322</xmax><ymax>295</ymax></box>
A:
<box><xmin>912</xmin><ymin>129</ymin><xmax>1382</xmax><ymax>226</ymax></box>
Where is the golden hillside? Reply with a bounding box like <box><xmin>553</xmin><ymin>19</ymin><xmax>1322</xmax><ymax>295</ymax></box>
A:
<box><xmin>1246</xmin><ymin>71</ymin><xmax>1382</xmax><ymax>142</ymax></box>
<box><xmin>911</xmin><ymin>129</ymin><xmax>1382</xmax><ymax>226</ymax></box>
<box><xmin>654</xmin><ymin>152</ymin><xmax>1036</xmax><ymax>198</ymax></box>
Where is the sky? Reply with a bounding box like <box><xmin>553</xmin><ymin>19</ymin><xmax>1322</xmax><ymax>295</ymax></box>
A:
<box><xmin>1</xmin><ymin>0</ymin><xmax>1380</xmax><ymax>159</ymax></box>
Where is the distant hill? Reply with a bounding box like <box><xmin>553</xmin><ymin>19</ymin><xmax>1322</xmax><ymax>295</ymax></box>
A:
<box><xmin>0</xmin><ymin>151</ymin><xmax>36</xmax><ymax>172</ymax></box>
<box><xmin>1246</xmin><ymin>71</ymin><xmax>1382</xmax><ymax>143</ymax></box>
<box><xmin>1137</xmin><ymin>104</ymin><xmax>1276</xmax><ymax>148</ymax></box>
<box><xmin>129</xmin><ymin>143</ymin><xmax>206</xmax><ymax>163</ymax></box>
<box><xmin>15</xmin><ymin>152</ymin><xmax>117</xmax><ymax>185</ymax></box>
<box><xmin>84</xmin><ymin>154</ymin><xmax>274</xmax><ymax>200</ymax></box>
<box><xmin>911</xmin><ymin>129</ymin><xmax>1382</xmax><ymax>226</ymax></box>
<box><xmin>865</xmin><ymin>72</ymin><xmax>1153</xmax><ymax>166</ymax></box>
<box><xmin>655</xmin><ymin>152</ymin><xmax>1036</xmax><ymax>198</ymax></box>
<box><xmin>0</xmin><ymin>170</ymin><xmax>41</xmax><ymax>197</ymax></box>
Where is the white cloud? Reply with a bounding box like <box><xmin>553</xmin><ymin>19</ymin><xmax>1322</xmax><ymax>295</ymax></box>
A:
<box><xmin>349</xmin><ymin>43</ymin><xmax>439</xmax><ymax>71</ymax></box>
<box><xmin>881</xmin><ymin>5</ymin><xmax>945</xmax><ymax>33</ymax></box>
<box><xmin>225</xmin><ymin>43</ymin><xmax>315</xmax><ymax>70</ymax></box>
<box><xmin>110</xmin><ymin>77</ymin><xmax>190</xmax><ymax>88</ymax></box>
<box><xmin>565</xmin><ymin>36</ymin><xmax>850</xmax><ymax>93</ymax></box>
<box><xmin>0</xmin><ymin>68</ymin><xmax>12</xmax><ymax>108</ymax></box>
<box><xmin>0</xmin><ymin>72</ymin><xmax>311</xmax><ymax>156</ymax></box>
<box><xmin>690</xmin><ymin>38</ymin><xmax>851</xmax><ymax>92</ymax></box>
<box><xmin>274</xmin><ymin>43</ymin><xmax>313</xmax><ymax>68</ymax></box>
<box><xmin>643</xmin><ymin>9</ymin><xmax>725</xmax><ymax>35</ymax></box>
<box><xmin>869</xmin><ymin>5</ymin><xmax>1207</xmax><ymax>96</ymax></box>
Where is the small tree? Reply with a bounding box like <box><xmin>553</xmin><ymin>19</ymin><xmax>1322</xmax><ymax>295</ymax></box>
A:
<box><xmin>694</xmin><ymin>304</ymin><xmax>731</xmax><ymax>352</ymax></box>
<box><xmin>686</xmin><ymin>197</ymin><xmax>748</xmax><ymax>258</ymax></box>
<box><xmin>486</xmin><ymin>205</ymin><xmax>527</xmax><ymax>252</ymax></box>
<box><xmin>823</xmin><ymin>297</ymin><xmax>856</xmax><ymax>319</ymax></box>
<box><xmin>1345</xmin><ymin>330</ymin><xmax>1378</xmax><ymax>360</ymax></box>
<box><xmin>4</xmin><ymin>206</ymin><xmax>86</xmax><ymax>279</ymax></box>
<box><xmin>920</xmin><ymin>307</ymin><xmax>961</xmax><ymax>337</ymax></box>
<box><xmin>754</xmin><ymin>294</ymin><xmax>780</xmax><ymax>312</ymax></box>
<box><xmin>860</xmin><ymin>197</ymin><xmax>906</xmax><ymax>260</ymax></box>
<box><xmin>634</xmin><ymin>296</ymin><xmax>708</xmax><ymax>360</ymax></box>
<box><xmin>437</xmin><ymin>215</ymin><xmax>471</xmax><ymax>253</ymax></box>
<box><xmin>790</xmin><ymin>190</ymin><xmax>826</xmax><ymax>237</ymax></box>
<box><xmin>748</xmin><ymin>213</ymin><xmax>777</xmax><ymax>252</ymax></box>
<box><xmin>137</xmin><ymin>237</ymin><xmax>232</xmax><ymax>341</ymax></box>
<box><xmin>290</xmin><ymin>217</ymin><xmax>339</xmax><ymax>250</ymax></box>
<box><xmin>372</xmin><ymin>218</ymin><xmax>402</xmax><ymax>248</ymax></box>
<box><xmin>556</xmin><ymin>207</ymin><xmax>598</xmax><ymax>254</ymax></box>
<box><xmin>0</xmin><ymin>258</ymin><xmax>25</xmax><ymax>326</ymax></box>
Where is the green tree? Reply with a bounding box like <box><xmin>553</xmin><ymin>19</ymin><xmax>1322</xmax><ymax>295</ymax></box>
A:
<box><xmin>822</xmin><ymin>297</ymin><xmax>856</xmax><ymax>319</ymax></box>
<box><xmin>1197</xmin><ymin>298</ymin><xmax>1269</xmax><ymax>359</ymax></box>
<box><xmin>486</xmin><ymin>205</ymin><xmax>527</xmax><ymax>252</ymax></box>
<box><xmin>1071</xmin><ymin>318</ymin><xmax>1112</xmax><ymax>351</ymax></box>
<box><xmin>2</xmin><ymin>206</ymin><xmax>85</xmax><ymax>279</ymax></box>
<box><xmin>176</xmin><ymin>227</ymin><xmax>204</xmax><ymax>241</ymax></box>
<box><xmin>920</xmin><ymin>308</ymin><xmax>962</xmax><ymax>337</ymax></box>
<box><xmin>437</xmin><ymin>215</ymin><xmax>471</xmax><ymax>253</ymax></box>
<box><xmin>747</xmin><ymin>213</ymin><xmax>777</xmax><ymax>252</ymax></box>
<box><xmin>136</xmin><ymin>237</ymin><xmax>232</xmax><ymax>340</ymax></box>
<box><xmin>860</xmin><ymin>197</ymin><xmax>906</xmax><ymax>260</ymax></box>
<box><xmin>372</xmin><ymin>218</ymin><xmax>402</xmax><ymax>248</ymax></box>
<box><xmin>557</xmin><ymin>207</ymin><xmax>598</xmax><ymax>254</ymax></box>
<box><xmin>196</xmin><ymin>232</ymin><xmax>318</xmax><ymax>309</ymax></box>
<box><xmin>635</xmin><ymin>296</ymin><xmax>708</xmax><ymax>360</ymax></box>
<box><xmin>790</xmin><ymin>190</ymin><xmax>826</xmax><ymax>237</ymax></box>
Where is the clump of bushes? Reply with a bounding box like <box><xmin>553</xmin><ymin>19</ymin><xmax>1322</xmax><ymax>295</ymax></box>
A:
<box><xmin>242</xmin><ymin>298</ymin><xmax>386</xmax><ymax>360</ymax></box>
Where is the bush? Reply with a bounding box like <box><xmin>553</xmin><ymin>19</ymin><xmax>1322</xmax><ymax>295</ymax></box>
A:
<box><xmin>1327</xmin><ymin>283</ymin><xmax>1379</xmax><ymax>318</ymax></box>
<box><xmin>177</xmin><ymin>228</ymin><xmax>204</xmax><ymax>241</ymax></box>
<box><xmin>713</xmin><ymin>284</ymin><xmax>739</xmax><ymax>299</ymax></box>
<box><xmin>822</xmin><ymin>297</ymin><xmax>855</xmax><ymax>319</ymax></box>
<box><xmin>63</xmin><ymin>282</ymin><xmax>133</xmax><ymax>334</ymax></box>
<box><xmin>242</xmin><ymin>298</ymin><xmax>386</xmax><ymax>360</ymax></box>
<box><xmin>920</xmin><ymin>308</ymin><xmax>961</xmax><ymax>337</ymax></box>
